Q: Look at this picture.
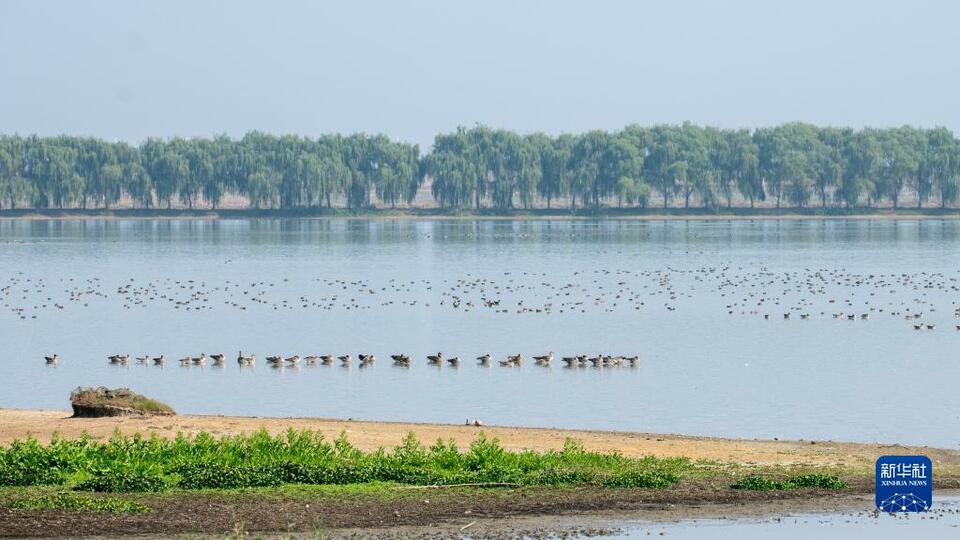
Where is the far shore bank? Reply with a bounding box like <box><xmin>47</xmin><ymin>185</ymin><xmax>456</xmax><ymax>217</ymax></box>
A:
<box><xmin>1</xmin><ymin>207</ymin><xmax>959</xmax><ymax>221</ymax></box>
<box><xmin>3</xmin><ymin>409</ymin><xmax>958</xmax><ymax>473</ymax></box>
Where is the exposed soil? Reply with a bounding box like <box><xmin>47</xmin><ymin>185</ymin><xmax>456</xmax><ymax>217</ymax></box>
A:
<box><xmin>0</xmin><ymin>479</ymin><xmax>883</xmax><ymax>539</ymax></box>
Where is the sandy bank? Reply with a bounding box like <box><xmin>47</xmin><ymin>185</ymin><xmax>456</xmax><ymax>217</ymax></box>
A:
<box><xmin>3</xmin><ymin>409</ymin><xmax>957</xmax><ymax>473</ymax></box>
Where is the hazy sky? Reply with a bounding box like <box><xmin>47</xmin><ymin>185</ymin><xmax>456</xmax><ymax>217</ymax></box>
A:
<box><xmin>2</xmin><ymin>0</ymin><xmax>959</xmax><ymax>149</ymax></box>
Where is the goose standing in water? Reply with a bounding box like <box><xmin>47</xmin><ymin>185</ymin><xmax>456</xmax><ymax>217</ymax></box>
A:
<box><xmin>135</xmin><ymin>355</ymin><xmax>150</xmax><ymax>365</ymax></box>
<box><xmin>507</xmin><ymin>353</ymin><xmax>523</xmax><ymax>366</ymax></box>
<box><xmin>265</xmin><ymin>355</ymin><xmax>283</xmax><ymax>365</ymax></box>
<box><xmin>237</xmin><ymin>352</ymin><xmax>255</xmax><ymax>366</ymax></box>
<box><xmin>561</xmin><ymin>356</ymin><xmax>578</xmax><ymax>368</ymax></box>
<box><xmin>109</xmin><ymin>354</ymin><xmax>130</xmax><ymax>365</ymax></box>
<box><xmin>426</xmin><ymin>352</ymin><xmax>443</xmax><ymax>366</ymax></box>
<box><xmin>304</xmin><ymin>355</ymin><xmax>320</xmax><ymax>365</ymax></box>
<box><xmin>476</xmin><ymin>353</ymin><xmax>491</xmax><ymax>367</ymax></box>
<box><xmin>338</xmin><ymin>354</ymin><xmax>351</xmax><ymax>366</ymax></box>
<box><xmin>359</xmin><ymin>354</ymin><xmax>375</xmax><ymax>366</ymax></box>
<box><xmin>210</xmin><ymin>353</ymin><xmax>225</xmax><ymax>363</ymax></box>
<box><xmin>44</xmin><ymin>354</ymin><xmax>58</xmax><ymax>365</ymax></box>
<box><xmin>284</xmin><ymin>354</ymin><xmax>301</xmax><ymax>364</ymax></box>
<box><xmin>533</xmin><ymin>352</ymin><xmax>553</xmax><ymax>366</ymax></box>
<box><xmin>391</xmin><ymin>354</ymin><xmax>410</xmax><ymax>367</ymax></box>
<box><xmin>625</xmin><ymin>355</ymin><xmax>639</xmax><ymax>367</ymax></box>
<box><xmin>191</xmin><ymin>353</ymin><xmax>207</xmax><ymax>365</ymax></box>
<box><xmin>153</xmin><ymin>354</ymin><xmax>165</xmax><ymax>366</ymax></box>
<box><xmin>319</xmin><ymin>354</ymin><xmax>334</xmax><ymax>365</ymax></box>
<box><xmin>446</xmin><ymin>356</ymin><xmax>460</xmax><ymax>367</ymax></box>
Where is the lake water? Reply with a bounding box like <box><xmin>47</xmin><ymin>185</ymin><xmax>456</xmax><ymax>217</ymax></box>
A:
<box><xmin>2</xmin><ymin>218</ymin><xmax>958</xmax><ymax>447</ymax></box>
<box><xmin>612</xmin><ymin>496</ymin><xmax>960</xmax><ymax>539</ymax></box>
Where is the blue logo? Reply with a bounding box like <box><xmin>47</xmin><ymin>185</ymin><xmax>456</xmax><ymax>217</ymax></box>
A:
<box><xmin>876</xmin><ymin>455</ymin><xmax>932</xmax><ymax>512</ymax></box>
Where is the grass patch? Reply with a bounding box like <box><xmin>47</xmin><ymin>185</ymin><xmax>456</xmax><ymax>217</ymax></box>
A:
<box><xmin>10</xmin><ymin>493</ymin><xmax>149</xmax><ymax>513</ymax></box>
<box><xmin>731</xmin><ymin>473</ymin><xmax>848</xmax><ymax>491</ymax></box>
<box><xmin>70</xmin><ymin>387</ymin><xmax>174</xmax><ymax>416</ymax></box>
<box><xmin>0</xmin><ymin>431</ymin><xmax>691</xmax><ymax>493</ymax></box>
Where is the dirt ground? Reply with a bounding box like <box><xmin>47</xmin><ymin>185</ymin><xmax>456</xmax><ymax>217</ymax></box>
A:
<box><xmin>0</xmin><ymin>480</ymin><xmax>879</xmax><ymax>539</ymax></box>
<box><xmin>3</xmin><ymin>409</ymin><xmax>959</xmax><ymax>474</ymax></box>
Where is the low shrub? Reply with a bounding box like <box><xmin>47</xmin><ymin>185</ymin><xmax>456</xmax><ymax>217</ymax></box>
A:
<box><xmin>0</xmin><ymin>429</ymin><xmax>693</xmax><ymax>492</ymax></box>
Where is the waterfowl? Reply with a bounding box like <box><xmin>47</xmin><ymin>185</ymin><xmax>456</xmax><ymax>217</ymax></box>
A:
<box><xmin>237</xmin><ymin>351</ymin><xmax>255</xmax><ymax>365</ymax></box>
<box><xmin>624</xmin><ymin>355</ymin><xmax>639</xmax><ymax>366</ymax></box>
<box><xmin>210</xmin><ymin>353</ymin><xmax>225</xmax><ymax>363</ymax></box>
<box><xmin>507</xmin><ymin>353</ymin><xmax>523</xmax><ymax>365</ymax></box>
<box><xmin>284</xmin><ymin>355</ymin><xmax>301</xmax><ymax>364</ymax></box>
<box><xmin>446</xmin><ymin>356</ymin><xmax>460</xmax><ymax>366</ymax></box>
<box><xmin>304</xmin><ymin>355</ymin><xmax>320</xmax><ymax>365</ymax></box>
<box><xmin>191</xmin><ymin>353</ymin><xmax>206</xmax><ymax>365</ymax></box>
<box><xmin>476</xmin><ymin>353</ymin><xmax>491</xmax><ymax>366</ymax></box>
<box><xmin>153</xmin><ymin>354</ymin><xmax>165</xmax><ymax>365</ymax></box>
<box><xmin>533</xmin><ymin>352</ymin><xmax>553</xmax><ymax>365</ymax></box>
<box><xmin>338</xmin><ymin>354</ymin><xmax>351</xmax><ymax>365</ymax></box>
<box><xmin>392</xmin><ymin>354</ymin><xmax>410</xmax><ymax>366</ymax></box>
<box><xmin>426</xmin><ymin>352</ymin><xmax>443</xmax><ymax>365</ymax></box>
<box><xmin>265</xmin><ymin>355</ymin><xmax>283</xmax><ymax>364</ymax></box>
<box><xmin>561</xmin><ymin>356</ymin><xmax>578</xmax><ymax>367</ymax></box>
<box><xmin>135</xmin><ymin>355</ymin><xmax>150</xmax><ymax>365</ymax></box>
<box><xmin>319</xmin><ymin>354</ymin><xmax>334</xmax><ymax>365</ymax></box>
<box><xmin>44</xmin><ymin>354</ymin><xmax>58</xmax><ymax>364</ymax></box>
<box><xmin>359</xmin><ymin>354</ymin><xmax>375</xmax><ymax>365</ymax></box>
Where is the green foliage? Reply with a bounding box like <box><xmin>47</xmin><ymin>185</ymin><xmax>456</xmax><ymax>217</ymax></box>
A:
<box><xmin>731</xmin><ymin>474</ymin><xmax>847</xmax><ymax>491</ymax></box>
<box><xmin>2</xmin><ymin>125</ymin><xmax>958</xmax><ymax>211</ymax></box>
<box><xmin>0</xmin><ymin>430</ymin><xmax>690</xmax><ymax>493</ymax></box>
<box><xmin>10</xmin><ymin>493</ymin><xmax>150</xmax><ymax>513</ymax></box>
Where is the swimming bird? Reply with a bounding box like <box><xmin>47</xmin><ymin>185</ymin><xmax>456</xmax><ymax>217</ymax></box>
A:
<box><xmin>476</xmin><ymin>353</ymin><xmax>491</xmax><ymax>366</ymax></box>
<box><xmin>265</xmin><ymin>355</ymin><xmax>283</xmax><ymax>365</ymax></box>
<box><xmin>391</xmin><ymin>354</ymin><xmax>410</xmax><ymax>366</ymax></box>
<box><xmin>237</xmin><ymin>351</ymin><xmax>255</xmax><ymax>365</ymax></box>
<box><xmin>304</xmin><ymin>355</ymin><xmax>319</xmax><ymax>365</ymax></box>
<box><xmin>191</xmin><ymin>353</ymin><xmax>206</xmax><ymax>365</ymax></box>
<box><xmin>359</xmin><ymin>354</ymin><xmax>375</xmax><ymax>365</ymax></box>
<box><xmin>284</xmin><ymin>354</ymin><xmax>301</xmax><ymax>364</ymax></box>
<box><xmin>426</xmin><ymin>352</ymin><xmax>443</xmax><ymax>365</ymax></box>
<box><xmin>210</xmin><ymin>353</ymin><xmax>225</xmax><ymax>363</ymax></box>
<box><xmin>446</xmin><ymin>356</ymin><xmax>460</xmax><ymax>366</ymax></box>
<box><xmin>153</xmin><ymin>354</ymin><xmax>165</xmax><ymax>366</ymax></box>
<box><xmin>135</xmin><ymin>355</ymin><xmax>149</xmax><ymax>365</ymax></box>
<box><xmin>507</xmin><ymin>353</ymin><xmax>523</xmax><ymax>365</ymax></box>
<box><xmin>44</xmin><ymin>354</ymin><xmax>58</xmax><ymax>365</ymax></box>
<box><xmin>338</xmin><ymin>354</ymin><xmax>351</xmax><ymax>365</ymax></box>
<box><xmin>319</xmin><ymin>354</ymin><xmax>334</xmax><ymax>365</ymax></box>
<box><xmin>624</xmin><ymin>355</ymin><xmax>639</xmax><ymax>367</ymax></box>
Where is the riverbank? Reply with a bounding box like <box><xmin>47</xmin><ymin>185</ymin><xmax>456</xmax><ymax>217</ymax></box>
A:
<box><xmin>2</xmin><ymin>409</ymin><xmax>957</xmax><ymax>538</ymax></box>
<box><xmin>3</xmin><ymin>409</ymin><xmax>957</xmax><ymax>472</ymax></box>
<box><xmin>1</xmin><ymin>207</ymin><xmax>959</xmax><ymax>220</ymax></box>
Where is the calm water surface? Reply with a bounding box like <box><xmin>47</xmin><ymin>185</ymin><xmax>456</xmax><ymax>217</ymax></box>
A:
<box><xmin>2</xmin><ymin>219</ymin><xmax>958</xmax><ymax>447</ymax></box>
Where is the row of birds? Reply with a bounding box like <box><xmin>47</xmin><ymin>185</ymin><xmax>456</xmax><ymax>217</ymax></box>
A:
<box><xmin>44</xmin><ymin>351</ymin><xmax>640</xmax><ymax>368</ymax></box>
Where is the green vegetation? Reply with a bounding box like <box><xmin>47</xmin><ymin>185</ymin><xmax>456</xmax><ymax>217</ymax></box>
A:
<box><xmin>731</xmin><ymin>474</ymin><xmax>848</xmax><ymax>491</ymax></box>
<box><xmin>1</xmin><ymin>124</ymin><xmax>958</xmax><ymax>211</ymax></box>
<box><xmin>9</xmin><ymin>492</ymin><xmax>149</xmax><ymax>513</ymax></box>
<box><xmin>70</xmin><ymin>387</ymin><xmax>175</xmax><ymax>417</ymax></box>
<box><xmin>0</xmin><ymin>431</ymin><xmax>691</xmax><ymax>493</ymax></box>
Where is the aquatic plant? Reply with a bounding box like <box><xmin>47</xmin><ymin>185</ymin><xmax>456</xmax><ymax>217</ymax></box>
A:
<box><xmin>9</xmin><ymin>493</ymin><xmax>149</xmax><ymax>513</ymax></box>
<box><xmin>731</xmin><ymin>474</ymin><xmax>847</xmax><ymax>491</ymax></box>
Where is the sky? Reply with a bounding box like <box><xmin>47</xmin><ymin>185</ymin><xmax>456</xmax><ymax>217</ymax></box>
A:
<box><xmin>2</xmin><ymin>0</ymin><xmax>959</xmax><ymax>150</ymax></box>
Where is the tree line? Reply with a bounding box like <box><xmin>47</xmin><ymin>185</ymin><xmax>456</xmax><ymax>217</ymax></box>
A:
<box><xmin>1</xmin><ymin>123</ymin><xmax>959</xmax><ymax>211</ymax></box>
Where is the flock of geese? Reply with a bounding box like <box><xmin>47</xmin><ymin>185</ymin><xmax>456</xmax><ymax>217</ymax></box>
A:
<box><xmin>44</xmin><ymin>351</ymin><xmax>640</xmax><ymax>369</ymax></box>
